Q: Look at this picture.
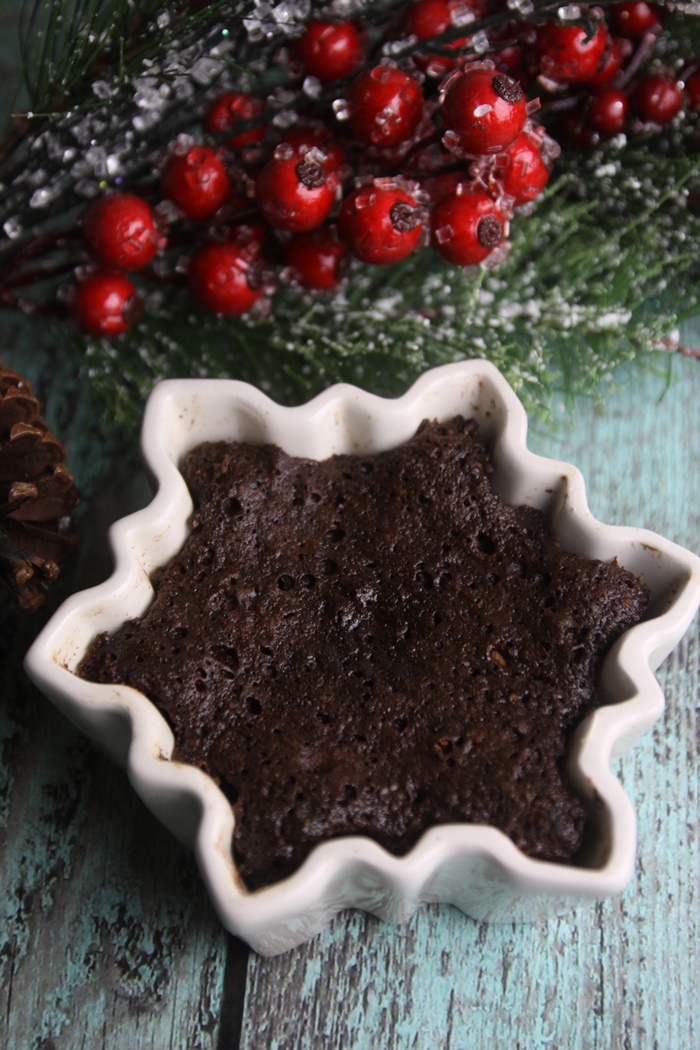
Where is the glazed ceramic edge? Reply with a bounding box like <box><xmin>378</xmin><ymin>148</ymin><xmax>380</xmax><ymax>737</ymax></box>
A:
<box><xmin>24</xmin><ymin>360</ymin><xmax>700</xmax><ymax>956</ymax></box>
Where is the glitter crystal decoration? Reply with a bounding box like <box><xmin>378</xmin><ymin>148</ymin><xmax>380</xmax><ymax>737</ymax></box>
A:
<box><xmin>347</xmin><ymin>65</ymin><xmax>424</xmax><ymax>147</ymax></box>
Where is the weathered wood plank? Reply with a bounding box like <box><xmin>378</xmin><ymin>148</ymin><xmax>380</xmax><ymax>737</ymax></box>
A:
<box><xmin>1</xmin><ymin>320</ymin><xmax>231</xmax><ymax>1050</ymax></box>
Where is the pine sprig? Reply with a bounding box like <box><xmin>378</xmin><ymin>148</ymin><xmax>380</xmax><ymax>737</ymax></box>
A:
<box><xmin>19</xmin><ymin>0</ymin><xmax>235</xmax><ymax>112</ymax></box>
<box><xmin>1</xmin><ymin>1</ymin><xmax>700</xmax><ymax>433</ymax></box>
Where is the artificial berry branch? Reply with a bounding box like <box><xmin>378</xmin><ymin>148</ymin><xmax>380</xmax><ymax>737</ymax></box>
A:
<box><xmin>0</xmin><ymin>0</ymin><xmax>700</xmax><ymax>432</ymax></box>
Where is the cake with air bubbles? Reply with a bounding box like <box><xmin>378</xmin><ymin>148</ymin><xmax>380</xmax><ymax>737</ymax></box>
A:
<box><xmin>25</xmin><ymin>362</ymin><xmax>700</xmax><ymax>955</ymax></box>
<box><xmin>78</xmin><ymin>415</ymin><xmax>649</xmax><ymax>890</ymax></box>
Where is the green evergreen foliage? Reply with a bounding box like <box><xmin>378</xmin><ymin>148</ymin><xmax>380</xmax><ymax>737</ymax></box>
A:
<box><xmin>1</xmin><ymin>1</ymin><xmax>699</xmax><ymax>433</ymax></box>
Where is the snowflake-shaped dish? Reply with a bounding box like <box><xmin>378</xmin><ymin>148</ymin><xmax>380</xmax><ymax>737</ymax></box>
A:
<box><xmin>25</xmin><ymin>361</ymin><xmax>700</xmax><ymax>956</ymax></box>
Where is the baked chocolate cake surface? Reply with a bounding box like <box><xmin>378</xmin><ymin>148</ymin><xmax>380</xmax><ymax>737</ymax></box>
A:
<box><xmin>79</xmin><ymin>418</ymin><xmax>649</xmax><ymax>890</ymax></box>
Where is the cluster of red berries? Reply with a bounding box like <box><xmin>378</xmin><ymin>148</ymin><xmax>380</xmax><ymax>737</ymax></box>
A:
<box><xmin>531</xmin><ymin>3</ymin><xmax>700</xmax><ymax>146</ymax></box>
<box><xmin>69</xmin><ymin>0</ymin><xmax>697</xmax><ymax>337</ymax></box>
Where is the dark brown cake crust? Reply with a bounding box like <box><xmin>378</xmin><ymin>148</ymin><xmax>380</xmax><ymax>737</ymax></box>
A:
<box><xmin>79</xmin><ymin>418</ymin><xmax>649</xmax><ymax>890</ymax></box>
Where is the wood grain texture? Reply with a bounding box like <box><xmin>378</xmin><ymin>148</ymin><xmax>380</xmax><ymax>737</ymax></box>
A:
<box><xmin>1</xmin><ymin>309</ymin><xmax>698</xmax><ymax>1048</ymax></box>
<box><xmin>1</xmin><ymin>318</ymin><xmax>228</xmax><ymax>1050</ymax></box>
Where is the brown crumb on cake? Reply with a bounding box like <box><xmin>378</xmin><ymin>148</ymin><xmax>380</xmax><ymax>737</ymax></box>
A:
<box><xmin>79</xmin><ymin>418</ymin><xmax>650</xmax><ymax>890</ymax></box>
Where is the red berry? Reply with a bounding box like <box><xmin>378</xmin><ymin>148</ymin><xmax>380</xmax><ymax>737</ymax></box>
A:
<box><xmin>278</xmin><ymin>125</ymin><xmax>346</xmax><ymax>173</ymax></box>
<box><xmin>348</xmin><ymin>66</ymin><xmax>424</xmax><ymax>148</ymax></box>
<box><xmin>404</xmin><ymin>0</ymin><xmax>464</xmax><ymax>38</ymax></box>
<box><xmin>226</xmin><ymin>221</ymin><xmax>268</xmax><ymax>262</ymax></box>
<box><xmin>536</xmin><ymin>20</ymin><xmax>608</xmax><ymax>84</ymax></box>
<box><xmin>256</xmin><ymin>146</ymin><xmax>338</xmax><ymax>232</ymax></box>
<box><xmin>487</xmin><ymin>41</ymin><xmax>527</xmax><ymax>81</ymax></box>
<box><xmin>188</xmin><ymin>242</ymin><xmax>263</xmax><ymax>315</ymax></box>
<box><xmin>338</xmin><ymin>182</ymin><xmax>423</xmax><ymax>265</ymax></box>
<box><xmin>82</xmin><ymin>193</ymin><xmax>162</xmax><ymax>271</ymax></box>
<box><xmin>685</xmin><ymin>67</ymin><xmax>700</xmax><ymax>111</ymax></box>
<box><xmin>488</xmin><ymin>21</ymin><xmax>537</xmax><ymax>76</ymax></box>
<box><xmin>72</xmin><ymin>272</ymin><xmax>140</xmax><ymax>337</ymax></box>
<box><xmin>204</xmin><ymin>92</ymin><xmax>266</xmax><ymax>148</ymax></box>
<box><xmin>431</xmin><ymin>189</ymin><xmax>505</xmax><ymax>266</ymax></box>
<box><xmin>609</xmin><ymin>2</ymin><xmax>660</xmax><ymax>38</ymax></box>
<box><xmin>283</xmin><ymin>227</ymin><xmax>348</xmax><ymax>289</ymax></box>
<box><xmin>297</xmin><ymin>19</ymin><xmax>363</xmax><ymax>82</ymax></box>
<box><xmin>587</xmin><ymin>86</ymin><xmax>629</xmax><ymax>135</ymax></box>
<box><xmin>583</xmin><ymin>35</ymin><xmax>631</xmax><ymax>87</ymax></box>
<box><xmin>632</xmin><ymin>73</ymin><xmax>683</xmax><ymax>124</ymax></box>
<box><xmin>497</xmin><ymin>132</ymin><xmax>551</xmax><ymax>205</ymax></box>
<box><xmin>402</xmin><ymin>0</ymin><xmax>472</xmax><ymax>76</ymax></box>
<box><xmin>161</xmin><ymin>145</ymin><xmax>232</xmax><ymax>219</ymax></box>
<box><xmin>557</xmin><ymin>108</ymin><xmax>599</xmax><ymax>149</ymax></box>
<box><xmin>441</xmin><ymin>67</ymin><xmax>527</xmax><ymax>155</ymax></box>
<box><xmin>421</xmin><ymin>170</ymin><xmax>465</xmax><ymax>203</ymax></box>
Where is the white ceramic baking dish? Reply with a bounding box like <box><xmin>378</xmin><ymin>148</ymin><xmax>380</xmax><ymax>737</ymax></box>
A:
<box><xmin>24</xmin><ymin>361</ymin><xmax>700</xmax><ymax>955</ymax></box>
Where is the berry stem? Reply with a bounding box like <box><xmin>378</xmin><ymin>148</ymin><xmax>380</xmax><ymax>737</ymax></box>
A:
<box><xmin>657</xmin><ymin>338</ymin><xmax>700</xmax><ymax>360</ymax></box>
<box><xmin>0</xmin><ymin>226</ymin><xmax>78</xmax><ymax>273</ymax></box>
<box><xmin>537</xmin><ymin>93</ymin><xmax>583</xmax><ymax>117</ymax></box>
<box><xmin>0</xmin><ymin>291</ymin><xmax>64</xmax><ymax>317</ymax></box>
<box><xmin>0</xmin><ymin>259</ymin><xmax>77</xmax><ymax>293</ymax></box>
<box><xmin>617</xmin><ymin>28</ymin><xmax>662</xmax><ymax>89</ymax></box>
<box><xmin>139</xmin><ymin>267</ymin><xmax>184</xmax><ymax>285</ymax></box>
<box><xmin>0</xmin><ymin>121</ymin><xmax>30</xmax><ymax>167</ymax></box>
<box><xmin>397</xmin><ymin>129</ymin><xmax>443</xmax><ymax>177</ymax></box>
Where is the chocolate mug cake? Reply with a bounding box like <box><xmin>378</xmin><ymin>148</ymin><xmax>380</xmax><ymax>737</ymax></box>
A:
<box><xmin>79</xmin><ymin>417</ymin><xmax>649</xmax><ymax>890</ymax></box>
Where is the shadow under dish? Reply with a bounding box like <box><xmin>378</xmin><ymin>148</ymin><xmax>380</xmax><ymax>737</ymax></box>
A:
<box><xmin>78</xmin><ymin>417</ymin><xmax>649</xmax><ymax>891</ymax></box>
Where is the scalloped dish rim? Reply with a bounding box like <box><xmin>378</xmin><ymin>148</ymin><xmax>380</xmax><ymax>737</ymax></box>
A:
<box><xmin>24</xmin><ymin>361</ymin><xmax>700</xmax><ymax>955</ymax></box>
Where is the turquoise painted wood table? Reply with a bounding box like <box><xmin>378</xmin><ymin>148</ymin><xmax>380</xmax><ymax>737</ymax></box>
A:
<box><xmin>1</xmin><ymin>313</ymin><xmax>698</xmax><ymax>1049</ymax></box>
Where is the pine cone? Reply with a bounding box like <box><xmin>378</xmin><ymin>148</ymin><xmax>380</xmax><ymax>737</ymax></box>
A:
<box><xmin>0</xmin><ymin>360</ymin><xmax>78</xmax><ymax>611</ymax></box>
